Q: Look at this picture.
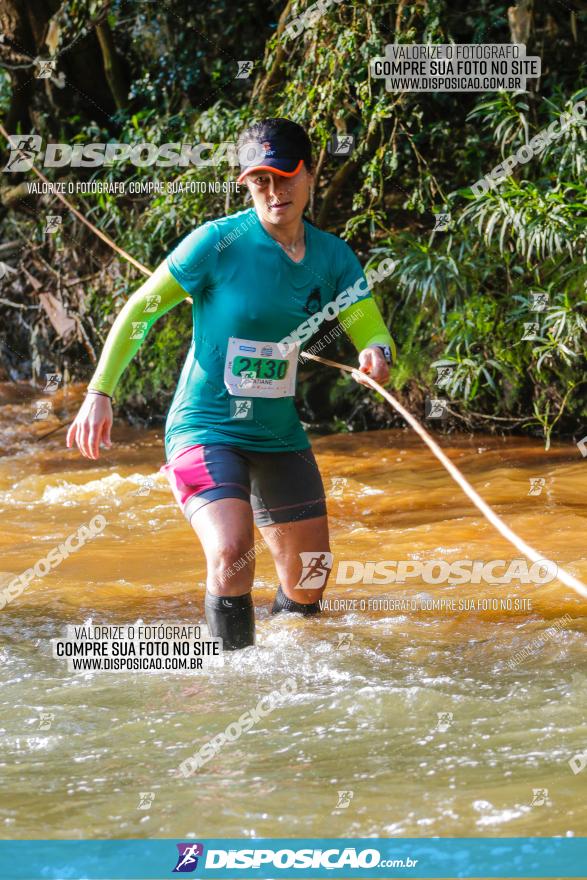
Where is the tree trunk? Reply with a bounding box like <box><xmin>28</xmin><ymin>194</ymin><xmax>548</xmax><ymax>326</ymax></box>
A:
<box><xmin>0</xmin><ymin>0</ymin><xmax>123</xmax><ymax>132</ymax></box>
<box><xmin>250</xmin><ymin>0</ymin><xmax>295</xmax><ymax>105</ymax></box>
<box><xmin>507</xmin><ymin>1</ymin><xmax>534</xmax><ymax>45</ymax></box>
<box><xmin>317</xmin><ymin>118</ymin><xmax>381</xmax><ymax>228</ymax></box>
<box><xmin>95</xmin><ymin>20</ymin><xmax>129</xmax><ymax>110</ymax></box>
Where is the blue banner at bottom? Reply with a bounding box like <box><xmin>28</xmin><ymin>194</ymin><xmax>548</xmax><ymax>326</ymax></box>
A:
<box><xmin>0</xmin><ymin>838</ymin><xmax>585</xmax><ymax>879</ymax></box>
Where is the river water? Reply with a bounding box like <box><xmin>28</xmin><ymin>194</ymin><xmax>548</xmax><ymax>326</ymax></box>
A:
<box><xmin>1</xmin><ymin>382</ymin><xmax>586</xmax><ymax>845</ymax></box>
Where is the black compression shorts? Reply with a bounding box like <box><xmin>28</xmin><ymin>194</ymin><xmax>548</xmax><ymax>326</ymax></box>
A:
<box><xmin>161</xmin><ymin>443</ymin><xmax>327</xmax><ymax>527</ymax></box>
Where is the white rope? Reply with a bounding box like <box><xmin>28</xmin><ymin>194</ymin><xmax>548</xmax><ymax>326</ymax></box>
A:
<box><xmin>302</xmin><ymin>351</ymin><xmax>587</xmax><ymax>601</ymax></box>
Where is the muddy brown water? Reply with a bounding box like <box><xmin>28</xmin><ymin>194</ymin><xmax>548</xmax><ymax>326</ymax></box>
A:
<box><xmin>1</xmin><ymin>382</ymin><xmax>586</xmax><ymax>850</ymax></box>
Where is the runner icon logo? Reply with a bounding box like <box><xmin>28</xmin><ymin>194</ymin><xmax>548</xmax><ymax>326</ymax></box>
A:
<box><xmin>530</xmin><ymin>292</ymin><xmax>549</xmax><ymax>312</ymax></box>
<box><xmin>33</xmin><ymin>401</ymin><xmax>53</xmax><ymax>421</ymax></box>
<box><xmin>35</xmin><ymin>58</ymin><xmax>57</xmax><ymax>79</ymax></box>
<box><xmin>329</xmin><ymin>477</ymin><xmax>347</xmax><ymax>497</ymax></box>
<box><xmin>173</xmin><ymin>843</ymin><xmax>204</xmax><ymax>873</ymax></box>
<box><xmin>335</xmin><ymin>632</ymin><xmax>354</xmax><ymax>650</ymax></box>
<box><xmin>433</xmin><ymin>363</ymin><xmax>455</xmax><ymax>387</ymax></box>
<box><xmin>230</xmin><ymin>399</ymin><xmax>253</xmax><ymax>420</ymax></box>
<box><xmin>530</xmin><ymin>788</ymin><xmax>549</xmax><ymax>807</ymax></box>
<box><xmin>144</xmin><ymin>294</ymin><xmax>161</xmax><ymax>312</ymax></box>
<box><xmin>44</xmin><ymin>215</ymin><xmax>62</xmax><ymax>234</ymax></box>
<box><xmin>137</xmin><ymin>791</ymin><xmax>155</xmax><ymax>810</ymax></box>
<box><xmin>236</xmin><ymin>61</ymin><xmax>254</xmax><ymax>78</ymax></box>
<box><xmin>328</xmin><ymin>134</ymin><xmax>355</xmax><ymax>156</ymax></box>
<box><xmin>237</xmin><ymin>372</ymin><xmax>256</xmax><ymax>391</ymax></box>
<box><xmin>336</xmin><ymin>790</ymin><xmax>354</xmax><ymax>808</ymax></box>
<box><xmin>297</xmin><ymin>551</ymin><xmax>333</xmax><ymax>589</ymax></box>
<box><xmin>522</xmin><ymin>321</ymin><xmax>539</xmax><ymax>340</ymax></box>
<box><xmin>433</xmin><ymin>212</ymin><xmax>451</xmax><ymax>232</ymax></box>
<box><xmin>130</xmin><ymin>321</ymin><xmax>148</xmax><ymax>340</ymax></box>
<box><xmin>44</xmin><ymin>373</ymin><xmax>62</xmax><ymax>393</ymax></box>
<box><xmin>134</xmin><ymin>477</ymin><xmax>156</xmax><ymax>497</ymax></box>
<box><xmin>528</xmin><ymin>477</ymin><xmax>545</xmax><ymax>496</ymax></box>
<box><xmin>569</xmin><ymin>751</ymin><xmax>587</xmax><ymax>775</ymax></box>
<box><xmin>38</xmin><ymin>712</ymin><xmax>55</xmax><ymax>730</ymax></box>
<box><xmin>435</xmin><ymin>712</ymin><xmax>453</xmax><ymax>732</ymax></box>
<box><xmin>3</xmin><ymin>134</ymin><xmax>42</xmax><ymax>172</ymax></box>
<box><xmin>425</xmin><ymin>398</ymin><xmax>448</xmax><ymax>419</ymax></box>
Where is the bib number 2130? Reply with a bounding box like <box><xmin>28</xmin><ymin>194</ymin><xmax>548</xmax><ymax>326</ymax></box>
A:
<box><xmin>224</xmin><ymin>337</ymin><xmax>298</xmax><ymax>398</ymax></box>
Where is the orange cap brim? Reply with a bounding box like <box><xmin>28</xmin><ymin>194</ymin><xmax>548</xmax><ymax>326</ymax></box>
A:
<box><xmin>237</xmin><ymin>159</ymin><xmax>304</xmax><ymax>184</ymax></box>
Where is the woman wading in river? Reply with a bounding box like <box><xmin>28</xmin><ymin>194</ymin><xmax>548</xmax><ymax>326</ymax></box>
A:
<box><xmin>67</xmin><ymin>118</ymin><xmax>395</xmax><ymax>650</ymax></box>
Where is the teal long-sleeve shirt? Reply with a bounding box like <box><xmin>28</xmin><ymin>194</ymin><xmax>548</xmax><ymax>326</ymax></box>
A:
<box><xmin>89</xmin><ymin>208</ymin><xmax>395</xmax><ymax>459</ymax></box>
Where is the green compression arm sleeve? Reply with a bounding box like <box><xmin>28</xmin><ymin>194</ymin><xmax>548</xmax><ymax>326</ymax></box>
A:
<box><xmin>340</xmin><ymin>297</ymin><xmax>397</xmax><ymax>363</ymax></box>
<box><xmin>88</xmin><ymin>262</ymin><xmax>189</xmax><ymax>397</ymax></box>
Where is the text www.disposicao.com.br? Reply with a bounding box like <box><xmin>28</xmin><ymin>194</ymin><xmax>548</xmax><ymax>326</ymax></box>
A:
<box><xmin>70</xmin><ymin>657</ymin><xmax>203</xmax><ymax>671</ymax></box>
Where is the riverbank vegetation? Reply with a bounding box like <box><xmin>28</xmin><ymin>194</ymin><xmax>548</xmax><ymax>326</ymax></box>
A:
<box><xmin>0</xmin><ymin>0</ymin><xmax>585</xmax><ymax>442</ymax></box>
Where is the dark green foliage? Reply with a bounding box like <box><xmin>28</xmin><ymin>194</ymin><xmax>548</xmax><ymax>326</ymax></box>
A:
<box><xmin>1</xmin><ymin>0</ymin><xmax>586</xmax><ymax>441</ymax></box>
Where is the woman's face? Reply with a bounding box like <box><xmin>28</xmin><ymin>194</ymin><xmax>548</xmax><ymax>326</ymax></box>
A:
<box><xmin>244</xmin><ymin>166</ymin><xmax>313</xmax><ymax>228</ymax></box>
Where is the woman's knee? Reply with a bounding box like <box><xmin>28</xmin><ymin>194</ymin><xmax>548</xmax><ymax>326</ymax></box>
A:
<box><xmin>208</xmin><ymin>538</ymin><xmax>254</xmax><ymax>578</ymax></box>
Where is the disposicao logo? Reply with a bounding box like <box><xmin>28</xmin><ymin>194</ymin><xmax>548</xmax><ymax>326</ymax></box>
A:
<box><xmin>202</xmin><ymin>847</ymin><xmax>383</xmax><ymax>870</ymax></box>
<box><xmin>173</xmin><ymin>842</ymin><xmax>204</xmax><ymax>873</ymax></box>
<box><xmin>2</xmin><ymin>135</ymin><xmax>259</xmax><ymax>171</ymax></box>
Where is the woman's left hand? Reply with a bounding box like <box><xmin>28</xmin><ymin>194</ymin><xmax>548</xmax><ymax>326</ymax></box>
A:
<box><xmin>353</xmin><ymin>346</ymin><xmax>390</xmax><ymax>388</ymax></box>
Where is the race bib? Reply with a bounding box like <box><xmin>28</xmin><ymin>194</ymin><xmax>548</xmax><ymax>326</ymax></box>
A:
<box><xmin>224</xmin><ymin>337</ymin><xmax>298</xmax><ymax>398</ymax></box>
